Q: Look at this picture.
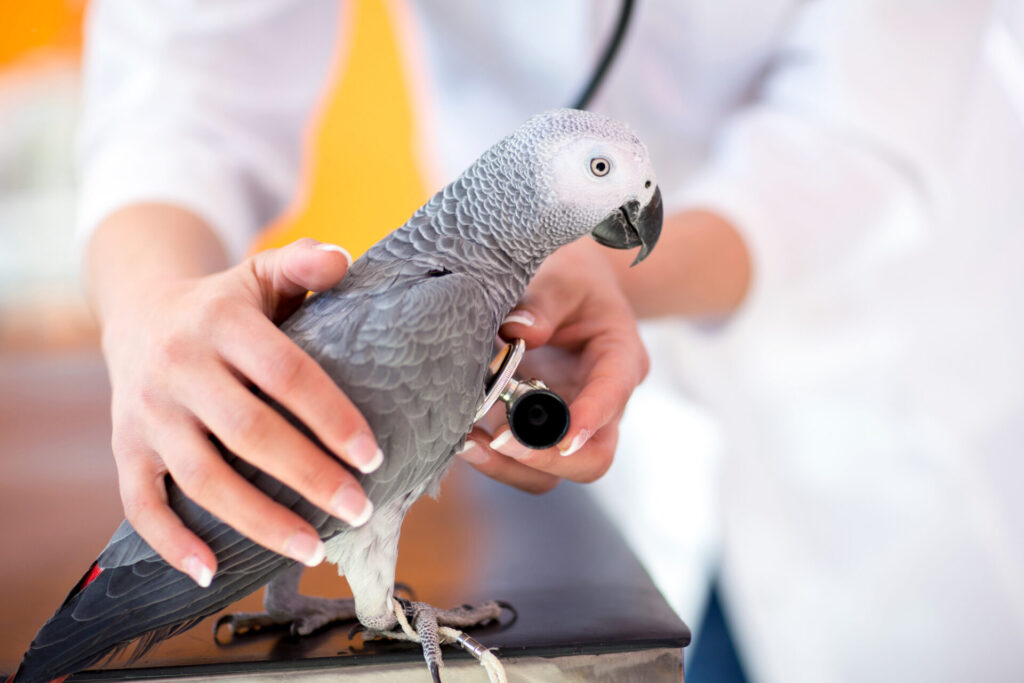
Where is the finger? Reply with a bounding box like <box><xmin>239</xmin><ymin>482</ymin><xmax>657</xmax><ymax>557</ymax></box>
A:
<box><xmin>486</xmin><ymin>331</ymin><xmax>643</xmax><ymax>464</ymax></box>
<box><xmin>556</xmin><ymin>333</ymin><xmax>647</xmax><ymax>456</ymax></box>
<box><xmin>456</xmin><ymin>431</ymin><xmax>561</xmax><ymax>494</ymax></box>
<box><xmin>483</xmin><ymin>411</ymin><xmax>621</xmax><ymax>483</ymax></box>
<box><xmin>114</xmin><ymin>446</ymin><xmax>217</xmax><ymax>587</ymax></box>
<box><xmin>497</xmin><ymin>307</ymin><xmax>541</xmax><ymax>345</ymax></box>
<box><xmin>214</xmin><ymin>308</ymin><xmax>382</xmax><ymax>474</ymax></box>
<box><xmin>246</xmin><ymin>238</ymin><xmax>353</xmax><ymax>318</ymax></box>
<box><xmin>274</xmin><ymin>238</ymin><xmax>353</xmax><ymax>294</ymax></box>
<box><xmin>498</xmin><ymin>287</ymin><xmax>580</xmax><ymax>349</ymax></box>
<box><xmin>168</xmin><ymin>362</ymin><xmax>373</xmax><ymax>528</ymax></box>
<box><xmin>152</xmin><ymin>415</ymin><xmax>332</xmax><ymax>567</ymax></box>
<box><xmin>561</xmin><ymin>419</ymin><xmax>620</xmax><ymax>484</ymax></box>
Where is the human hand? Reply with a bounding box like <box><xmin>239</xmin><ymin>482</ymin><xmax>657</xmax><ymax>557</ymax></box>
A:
<box><xmin>100</xmin><ymin>238</ymin><xmax>379</xmax><ymax>586</ymax></box>
<box><xmin>459</xmin><ymin>239</ymin><xmax>649</xmax><ymax>493</ymax></box>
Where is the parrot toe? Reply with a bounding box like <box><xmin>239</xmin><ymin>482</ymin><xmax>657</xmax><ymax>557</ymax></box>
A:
<box><xmin>359</xmin><ymin>598</ymin><xmax>513</xmax><ymax>682</ymax></box>
<box><xmin>213</xmin><ymin>597</ymin><xmax>359</xmax><ymax>643</ymax></box>
<box><xmin>213</xmin><ymin>612</ymin><xmax>281</xmax><ymax>643</ymax></box>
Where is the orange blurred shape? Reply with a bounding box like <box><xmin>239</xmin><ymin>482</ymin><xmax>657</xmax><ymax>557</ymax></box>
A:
<box><xmin>255</xmin><ymin>0</ymin><xmax>428</xmax><ymax>260</ymax></box>
<box><xmin>0</xmin><ymin>0</ymin><xmax>84</xmax><ymax>68</ymax></box>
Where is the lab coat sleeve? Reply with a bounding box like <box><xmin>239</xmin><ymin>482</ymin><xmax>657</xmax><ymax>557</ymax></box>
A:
<box><xmin>673</xmin><ymin>1</ymin><xmax>996</xmax><ymax>303</ymax></box>
<box><xmin>76</xmin><ymin>0</ymin><xmax>341</xmax><ymax>262</ymax></box>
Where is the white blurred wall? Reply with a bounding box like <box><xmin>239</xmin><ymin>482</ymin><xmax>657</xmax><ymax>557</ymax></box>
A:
<box><xmin>0</xmin><ymin>59</ymin><xmax>82</xmax><ymax>310</ymax></box>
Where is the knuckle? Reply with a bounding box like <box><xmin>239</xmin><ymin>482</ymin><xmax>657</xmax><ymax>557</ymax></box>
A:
<box><xmin>227</xmin><ymin>406</ymin><xmax>269</xmax><ymax>452</ymax></box>
<box><xmin>264</xmin><ymin>348</ymin><xmax>308</xmax><ymax>395</ymax></box>
<box><xmin>110</xmin><ymin>428</ymin><xmax>136</xmax><ymax>456</ymax></box>
<box><xmin>121</xmin><ymin>489</ymin><xmax>154</xmax><ymax>525</ymax></box>
<box><xmin>153</xmin><ymin>334</ymin><xmax>190</xmax><ymax>368</ymax></box>
<box><xmin>136</xmin><ymin>385</ymin><xmax>164</xmax><ymax>417</ymax></box>
<box><xmin>171</xmin><ymin>457</ymin><xmax>213</xmax><ymax>502</ymax></box>
<box><xmin>294</xmin><ymin>458</ymin><xmax>336</xmax><ymax>499</ymax></box>
<box><xmin>203</xmin><ymin>294</ymin><xmax>237</xmax><ymax>322</ymax></box>
<box><xmin>575</xmin><ymin>450</ymin><xmax>614</xmax><ymax>484</ymax></box>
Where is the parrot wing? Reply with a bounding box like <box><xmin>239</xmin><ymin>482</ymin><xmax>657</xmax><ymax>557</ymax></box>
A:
<box><xmin>286</xmin><ymin>262</ymin><xmax>498</xmax><ymax>510</ymax></box>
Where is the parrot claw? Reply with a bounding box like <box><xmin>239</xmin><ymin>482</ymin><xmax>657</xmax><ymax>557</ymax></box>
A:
<box><xmin>429</xmin><ymin>661</ymin><xmax>442</xmax><ymax>683</ymax></box>
<box><xmin>495</xmin><ymin>599</ymin><xmax>519</xmax><ymax>625</ymax></box>
<box><xmin>213</xmin><ymin>612</ymin><xmax>280</xmax><ymax>644</ymax></box>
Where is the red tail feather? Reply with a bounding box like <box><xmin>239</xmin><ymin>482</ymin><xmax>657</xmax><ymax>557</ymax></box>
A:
<box><xmin>82</xmin><ymin>564</ymin><xmax>103</xmax><ymax>589</ymax></box>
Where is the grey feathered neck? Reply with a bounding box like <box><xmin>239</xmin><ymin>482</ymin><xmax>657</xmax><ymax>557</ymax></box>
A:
<box><xmin>347</xmin><ymin>109</ymin><xmax>624</xmax><ymax>315</ymax></box>
<box><xmin>351</xmin><ymin>147</ymin><xmax>552</xmax><ymax>315</ymax></box>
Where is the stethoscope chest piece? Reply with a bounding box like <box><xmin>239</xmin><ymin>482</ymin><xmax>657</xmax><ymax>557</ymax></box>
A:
<box><xmin>476</xmin><ymin>338</ymin><xmax>570</xmax><ymax>450</ymax></box>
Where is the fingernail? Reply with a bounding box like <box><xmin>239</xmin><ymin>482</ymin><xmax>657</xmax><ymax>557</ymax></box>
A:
<box><xmin>489</xmin><ymin>429</ymin><xmax>530</xmax><ymax>459</ymax></box>
<box><xmin>559</xmin><ymin>429</ymin><xmax>590</xmax><ymax>457</ymax></box>
<box><xmin>457</xmin><ymin>440</ymin><xmax>489</xmax><ymax>465</ymax></box>
<box><xmin>331</xmin><ymin>484</ymin><xmax>374</xmax><ymax>527</ymax></box>
<box><xmin>184</xmin><ymin>554</ymin><xmax>213</xmax><ymax>588</ymax></box>
<box><xmin>347</xmin><ymin>433</ymin><xmax>383</xmax><ymax>473</ymax></box>
<box><xmin>501</xmin><ymin>309</ymin><xmax>535</xmax><ymax>327</ymax></box>
<box><xmin>285</xmin><ymin>531</ymin><xmax>326</xmax><ymax>567</ymax></box>
<box><xmin>315</xmin><ymin>242</ymin><xmax>354</xmax><ymax>267</ymax></box>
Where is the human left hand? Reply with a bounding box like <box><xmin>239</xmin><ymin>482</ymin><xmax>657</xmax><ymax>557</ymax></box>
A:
<box><xmin>459</xmin><ymin>239</ymin><xmax>650</xmax><ymax>493</ymax></box>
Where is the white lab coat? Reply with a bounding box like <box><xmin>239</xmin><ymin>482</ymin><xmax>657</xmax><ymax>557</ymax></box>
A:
<box><xmin>79</xmin><ymin>1</ymin><xmax>1024</xmax><ymax>681</ymax></box>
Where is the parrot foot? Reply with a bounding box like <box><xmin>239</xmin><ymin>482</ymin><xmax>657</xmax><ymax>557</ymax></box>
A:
<box><xmin>215</xmin><ymin>564</ymin><xmax>369</xmax><ymax>642</ymax></box>
<box><xmin>362</xmin><ymin>598</ymin><xmax>512</xmax><ymax>683</ymax></box>
<box><xmin>214</xmin><ymin>595</ymin><xmax>358</xmax><ymax>641</ymax></box>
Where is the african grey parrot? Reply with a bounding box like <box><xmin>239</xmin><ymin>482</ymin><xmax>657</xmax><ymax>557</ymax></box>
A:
<box><xmin>13</xmin><ymin>108</ymin><xmax>662</xmax><ymax>683</ymax></box>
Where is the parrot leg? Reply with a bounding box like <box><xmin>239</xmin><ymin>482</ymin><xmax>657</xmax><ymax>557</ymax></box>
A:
<box><xmin>215</xmin><ymin>564</ymin><xmax>357</xmax><ymax>638</ymax></box>
<box><xmin>335</xmin><ymin>501</ymin><xmax>510</xmax><ymax>680</ymax></box>
<box><xmin>360</xmin><ymin>598</ymin><xmax>508</xmax><ymax>683</ymax></box>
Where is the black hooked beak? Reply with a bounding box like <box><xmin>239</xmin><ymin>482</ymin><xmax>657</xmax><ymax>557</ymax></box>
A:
<box><xmin>589</xmin><ymin>186</ymin><xmax>663</xmax><ymax>266</ymax></box>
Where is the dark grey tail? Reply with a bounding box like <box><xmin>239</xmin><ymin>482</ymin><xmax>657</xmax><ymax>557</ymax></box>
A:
<box><xmin>14</xmin><ymin>541</ymin><xmax>291</xmax><ymax>682</ymax></box>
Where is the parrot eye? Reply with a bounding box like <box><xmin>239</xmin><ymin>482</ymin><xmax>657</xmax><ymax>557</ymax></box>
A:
<box><xmin>589</xmin><ymin>157</ymin><xmax>611</xmax><ymax>177</ymax></box>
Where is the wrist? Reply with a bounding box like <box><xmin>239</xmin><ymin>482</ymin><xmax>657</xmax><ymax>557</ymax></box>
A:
<box><xmin>85</xmin><ymin>204</ymin><xmax>229</xmax><ymax>327</ymax></box>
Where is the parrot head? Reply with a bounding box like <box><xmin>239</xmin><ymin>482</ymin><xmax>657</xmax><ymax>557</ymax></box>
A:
<box><xmin>478</xmin><ymin>108</ymin><xmax>663</xmax><ymax>267</ymax></box>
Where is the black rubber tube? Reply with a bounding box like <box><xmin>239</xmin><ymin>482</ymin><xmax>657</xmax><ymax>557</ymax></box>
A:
<box><xmin>571</xmin><ymin>0</ymin><xmax>636</xmax><ymax>110</ymax></box>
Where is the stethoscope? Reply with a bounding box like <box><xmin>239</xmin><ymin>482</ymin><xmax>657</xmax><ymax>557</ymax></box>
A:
<box><xmin>476</xmin><ymin>338</ymin><xmax>569</xmax><ymax>450</ymax></box>
<box><xmin>476</xmin><ymin>0</ymin><xmax>635</xmax><ymax>449</ymax></box>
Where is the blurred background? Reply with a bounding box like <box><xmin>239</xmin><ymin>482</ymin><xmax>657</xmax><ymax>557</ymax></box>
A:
<box><xmin>3</xmin><ymin>1</ymin><xmax>1024</xmax><ymax>682</ymax></box>
<box><xmin>0</xmin><ymin>1</ymin><xmax>91</xmax><ymax>349</ymax></box>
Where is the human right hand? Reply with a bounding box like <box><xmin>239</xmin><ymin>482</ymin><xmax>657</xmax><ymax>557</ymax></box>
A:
<box><xmin>99</xmin><ymin>238</ymin><xmax>380</xmax><ymax>587</ymax></box>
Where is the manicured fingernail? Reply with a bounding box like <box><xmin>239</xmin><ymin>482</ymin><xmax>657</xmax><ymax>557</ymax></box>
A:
<box><xmin>285</xmin><ymin>531</ymin><xmax>326</xmax><ymax>567</ymax></box>
<box><xmin>489</xmin><ymin>429</ymin><xmax>530</xmax><ymax>459</ymax></box>
<box><xmin>559</xmin><ymin>429</ymin><xmax>590</xmax><ymax>457</ymax></box>
<box><xmin>501</xmin><ymin>309</ymin><xmax>535</xmax><ymax>327</ymax></box>
<box><xmin>184</xmin><ymin>554</ymin><xmax>213</xmax><ymax>588</ymax></box>
<box><xmin>457</xmin><ymin>440</ymin><xmax>489</xmax><ymax>465</ymax></box>
<box><xmin>315</xmin><ymin>242</ymin><xmax>354</xmax><ymax>267</ymax></box>
<box><xmin>347</xmin><ymin>433</ymin><xmax>383</xmax><ymax>473</ymax></box>
<box><xmin>331</xmin><ymin>484</ymin><xmax>373</xmax><ymax>527</ymax></box>
<box><xmin>351</xmin><ymin>498</ymin><xmax>374</xmax><ymax>527</ymax></box>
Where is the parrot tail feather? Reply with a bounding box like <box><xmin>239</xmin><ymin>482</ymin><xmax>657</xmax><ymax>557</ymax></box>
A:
<box><xmin>120</xmin><ymin>617</ymin><xmax>207</xmax><ymax>664</ymax></box>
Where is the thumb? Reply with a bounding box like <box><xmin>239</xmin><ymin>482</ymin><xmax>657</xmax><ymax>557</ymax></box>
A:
<box><xmin>498</xmin><ymin>284</ymin><xmax>583</xmax><ymax>349</ymax></box>
<box><xmin>246</xmin><ymin>238</ymin><xmax>353</xmax><ymax>318</ymax></box>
